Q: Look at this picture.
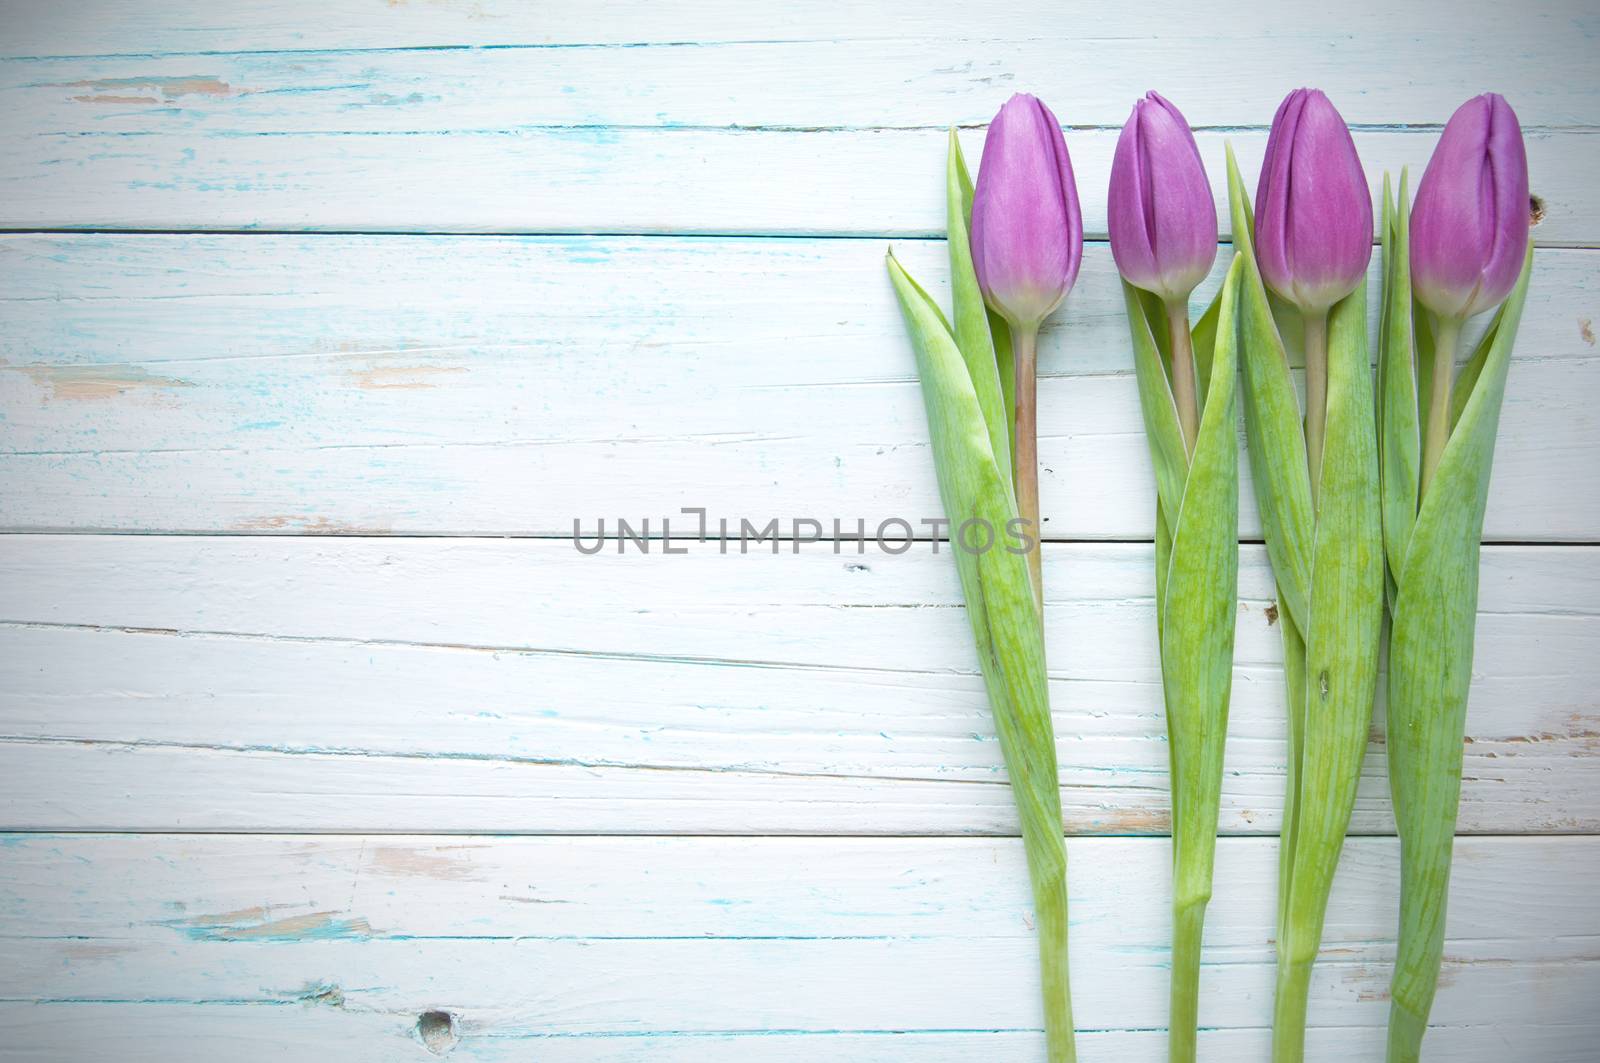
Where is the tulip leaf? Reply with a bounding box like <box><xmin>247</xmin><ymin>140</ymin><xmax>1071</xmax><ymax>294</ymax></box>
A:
<box><xmin>1157</xmin><ymin>253</ymin><xmax>1242</xmax><ymax>1060</ymax></box>
<box><xmin>950</xmin><ymin>128</ymin><xmax>1018</xmax><ymax>445</ymax></box>
<box><xmin>1224</xmin><ymin>145</ymin><xmax>1314</xmax><ymax>629</ymax></box>
<box><xmin>1121</xmin><ymin>281</ymin><xmax>1189</xmax><ymax>530</ymax></box>
<box><xmin>1190</xmin><ymin>286</ymin><xmax>1223</xmax><ymax>409</ymax></box>
<box><xmin>886</xmin><ymin>249</ymin><xmax>1077</xmax><ymax>1063</ymax></box>
<box><xmin>1449</xmin><ymin>302</ymin><xmax>1507</xmax><ymax>431</ymax></box>
<box><xmin>1385</xmin><ymin>243</ymin><xmax>1533</xmax><ymax>1059</ymax></box>
<box><xmin>1273</xmin><ymin>594</ymin><xmax>1308</xmax><ymax>947</ymax></box>
<box><xmin>946</xmin><ymin>129</ymin><xmax>1014</xmax><ymax>495</ymax></box>
<box><xmin>1378</xmin><ymin>170</ymin><xmax>1421</xmax><ymax>596</ymax></box>
<box><xmin>992</xmin><ymin>312</ymin><xmax>1016</xmax><ymax>439</ymax></box>
<box><xmin>1278</xmin><ymin>275</ymin><xmax>1384</xmax><ymax>1023</ymax></box>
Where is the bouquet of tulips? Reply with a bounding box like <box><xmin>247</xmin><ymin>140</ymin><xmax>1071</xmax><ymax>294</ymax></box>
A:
<box><xmin>887</xmin><ymin>85</ymin><xmax>1531</xmax><ymax>1063</ymax></box>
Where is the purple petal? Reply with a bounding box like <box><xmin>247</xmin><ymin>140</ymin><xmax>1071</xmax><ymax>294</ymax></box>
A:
<box><xmin>1413</xmin><ymin>94</ymin><xmax>1530</xmax><ymax>319</ymax></box>
<box><xmin>1255</xmin><ymin>89</ymin><xmax>1371</xmax><ymax>312</ymax></box>
<box><xmin>1255</xmin><ymin>89</ymin><xmax>1307</xmax><ymax>299</ymax></box>
<box><xmin>1109</xmin><ymin>92</ymin><xmax>1216</xmax><ymax>300</ymax></box>
<box><xmin>971</xmin><ymin>93</ymin><xmax>1082</xmax><ymax>328</ymax></box>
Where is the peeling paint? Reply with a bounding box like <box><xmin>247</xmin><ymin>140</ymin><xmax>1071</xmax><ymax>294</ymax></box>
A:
<box><xmin>63</xmin><ymin>75</ymin><xmax>236</xmax><ymax>102</ymax></box>
<box><xmin>371</xmin><ymin>845</ymin><xmax>483</xmax><ymax>882</ymax></box>
<box><xmin>229</xmin><ymin>515</ymin><xmax>375</xmax><ymax>533</ymax></box>
<box><xmin>168</xmin><ymin>906</ymin><xmax>373</xmax><ymax>942</ymax></box>
<box><xmin>349</xmin><ymin>364</ymin><xmax>468</xmax><ymax>389</ymax></box>
<box><xmin>18</xmin><ymin>364</ymin><xmax>194</xmax><ymax>402</ymax></box>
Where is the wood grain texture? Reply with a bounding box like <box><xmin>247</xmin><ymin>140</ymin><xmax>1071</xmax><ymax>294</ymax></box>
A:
<box><xmin>1</xmin><ymin>537</ymin><xmax>1592</xmax><ymax>834</ymax></box>
<box><xmin>3</xmin><ymin>0</ymin><xmax>1591</xmax><ymax>56</ymax></box>
<box><xmin>0</xmin><ymin>125</ymin><xmax>1592</xmax><ymax>242</ymax></box>
<box><xmin>2</xmin><ymin>1</ymin><xmax>1596</xmax><ymax>1055</ymax></box>
<box><xmin>0</xmin><ymin>1</ymin><xmax>1594</xmax><ymax>237</ymax></box>
<box><xmin>3</xmin><ymin>237</ymin><xmax>1597</xmax><ymax>539</ymax></box>
<box><xmin>0</xmin><ymin>834</ymin><xmax>1595</xmax><ymax>1061</ymax></box>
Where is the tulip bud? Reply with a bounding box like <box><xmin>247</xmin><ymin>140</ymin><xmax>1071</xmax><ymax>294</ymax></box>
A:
<box><xmin>970</xmin><ymin>94</ymin><xmax>1083</xmax><ymax>331</ymax></box>
<box><xmin>1410</xmin><ymin>93</ymin><xmax>1530</xmax><ymax>322</ymax></box>
<box><xmin>1255</xmin><ymin>89</ymin><xmax>1373</xmax><ymax>314</ymax></box>
<box><xmin>1108</xmin><ymin>92</ymin><xmax>1218</xmax><ymax>303</ymax></box>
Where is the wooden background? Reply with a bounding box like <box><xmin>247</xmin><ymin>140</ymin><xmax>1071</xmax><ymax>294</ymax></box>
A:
<box><xmin>1</xmin><ymin>2</ymin><xmax>1597</xmax><ymax>1059</ymax></box>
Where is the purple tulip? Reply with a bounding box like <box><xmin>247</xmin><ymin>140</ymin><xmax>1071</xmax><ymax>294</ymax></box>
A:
<box><xmin>1108</xmin><ymin>92</ymin><xmax>1217</xmax><ymax>303</ymax></box>
<box><xmin>1410</xmin><ymin>94</ymin><xmax>1530</xmax><ymax>321</ymax></box>
<box><xmin>1255</xmin><ymin>89</ymin><xmax>1373</xmax><ymax>313</ymax></box>
<box><xmin>971</xmin><ymin>94</ymin><xmax>1083</xmax><ymax>331</ymax></box>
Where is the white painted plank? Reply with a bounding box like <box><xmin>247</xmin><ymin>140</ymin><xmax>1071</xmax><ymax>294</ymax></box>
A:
<box><xmin>2</xmin><ymin>5</ymin><xmax>1591</xmax><ymax>127</ymax></box>
<box><xmin>3</xmin><ymin>238</ymin><xmax>1595</xmax><ymax>539</ymax></box>
<box><xmin>0</xmin><ymin>5</ymin><xmax>1594</xmax><ymax>238</ymax></box>
<box><xmin>1</xmin><ymin>1011</ymin><xmax>1594</xmax><ymax>1063</ymax></box>
<box><xmin>0</xmin><ymin>125</ymin><xmax>1592</xmax><ymax>243</ymax></box>
<box><xmin>3</xmin><ymin>0</ymin><xmax>1590</xmax><ymax>56</ymax></box>
<box><xmin>0</xmin><ymin>835</ymin><xmax>1594</xmax><ymax>1061</ymax></box>
<box><xmin>1</xmin><ymin>538</ymin><xmax>1592</xmax><ymax>834</ymax></box>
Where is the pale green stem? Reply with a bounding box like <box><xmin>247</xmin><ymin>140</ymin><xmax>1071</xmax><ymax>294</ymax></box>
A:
<box><xmin>1302</xmin><ymin>310</ymin><xmax>1329</xmax><ymax>504</ymax></box>
<box><xmin>1013</xmin><ymin>324</ymin><xmax>1043</xmax><ymax>614</ymax></box>
<box><xmin>1165</xmin><ymin>298</ymin><xmax>1200</xmax><ymax>457</ymax></box>
<box><xmin>1420</xmin><ymin>315</ymin><xmax>1463</xmax><ymax>498</ymax></box>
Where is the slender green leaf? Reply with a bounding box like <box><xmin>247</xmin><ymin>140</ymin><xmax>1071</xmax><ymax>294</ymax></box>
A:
<box><xmin>1275</xmin><ymin>277</ymin><xmax>1385</xmax><ymax>1057</ymax></box>
<box><xmin>1449</xmin><ymin>303</ymin><xmax>1506</xmax><ymax>431</ymax></box>
<box><xmin>1158</xmin><ymin>254</ymin><xmax>1243</xmax><ymax>1063</ymax></box>
<box><xmin>1224</xmin><ymin>145</ymin><xmax>1314</xmax><ymax>630</ymax></box>
<box><xmin>1121</xmin><ymin>281</ymin><xmax>1189</xmax><ymax>529</ymax></box>
<box><xmin>1190</xmin><ymin>286</ymin><xmax>1224</xmax><ymax>407</ymax></box>
<box><xmin>947</xmin><ymin>129</ymin><xmax>1014</xmax><ymax>494</ymax></box>
<box><xmin>887</xmin><ymin>249</ymin><xmax>1077</xmax><ymax>1063</ymax></box>
<box><xmin>1385</xmin><ymin>244</ymin><xmax>1533</xmax><ymax>1063</ymax></box>
<box><xmin>1378</xmin><ymin>170</ymin><xmax>1420</xmax><ymax>592</ymax></box>
<box><xmin>1274</xmin><ymin>598</ymin><xmax>1308</xmax><ymax>951</ymax></box>
<box><xmin>1412</xmin><ymin>302</ymin><xmax>1436</xmax><ymax>437</ymax></box>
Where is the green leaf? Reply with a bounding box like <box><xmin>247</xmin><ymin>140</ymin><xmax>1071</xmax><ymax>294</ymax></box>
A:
<box><xmin>1274</xmin><ymin>597</ymin><xmax>1307</xmax><ymax>950</ymax></box>
<box><xmin>1449</xmin><ymin>302</ymin><xmax>1507</xmax><ymax>431</ymax></box>
<box><xmin>1385</xmin><ymin>245</ymin><xmax>1533</xmax><ymax>1060</ymax></box>
<box><xmin>992</xmin><ymin>310</ymin><xmax>1016</xmax><ymax>442</ymax></box>
<box><xmin>886</xmin><ymin>249</ymin><xmax>1077</xmax><ymax>1063</ymax></box>
<box><xmin>1224</xmin><ymin>145</ymin><xmax>1314</xmax><ymax>629</ymax></box>
<box><xmin>1121</xmin><ymin>280</ymin><xmax>1189</xmax><ymax>531</ymax></box>
<box><xmin>946</xmin><ymin>129</ymin><xmax>1014</xmax><ymax>494</ymax></box>
<box><xmin>1190</xmin><ymin>285</ymin><xmax>1224</xmax><ymax>409</ymax></box>
<box><xmin>1278</xmin><ymin>276</ymin><xmax>1384</xmax><ymax>1031</ymax></box>
<box><xmin>1158</xmin><ymin>254</ymin><xmax>1242</xmax><ymax>1061</ymax></box>
<box><xmin>1378</xmin><ymin>170</ymin><xmax>1420</xmax><ymax>592</ymax></box>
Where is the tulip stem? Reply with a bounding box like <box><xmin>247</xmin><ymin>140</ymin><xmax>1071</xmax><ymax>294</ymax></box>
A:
<box><xmin>1302</xmin><ymin>310</ymin><xmax>1329</xmax><ymax>505</ymax></box>
<box><xmin>1164</xmin><ymin>299</ymin><xmax>1200</xmax><ymax>458</ymax></box>
<box><xmin>1013</xmin><ymin>324</ymin><xmax>1043</xmax><ymax>614</ymax></box>
<box><xmin>1421</xmin><ymin>315</ymin><xmax>1463</xmax><ymax>498</ymax></box>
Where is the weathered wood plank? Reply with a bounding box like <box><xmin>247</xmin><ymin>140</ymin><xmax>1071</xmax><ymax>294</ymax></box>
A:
<box><xmin>1</xmin><ymin>2</ymin><xmax>1594</xmax><ymax>238</ymax></box>
<box><xmin>3</xmin><ymin>238</ymin><xmax>1596</xmax><ymax>539</ymax></box>
<box><xmin>3</xmin><ymin>1008</ymin><xmax>1594</xmax><ymax>1063</ymax></box>
<box><xmin>3</xmin><ymin>0</ymin><xmax>1589</xmax><ymax>58</ymax></box>
<box><xmin>0</xmin><ymin>126</ymin><xmax>1592</xmax><ymax>242</ymax></box>
<box><xmin>1</xmin><ymin>538</ymin><xmax>1592</xmax><ymax>834</ymax></box>
<box><xmin>0</xmin><ymin>834</ymin><xmax>1594</xmax><ymax>1060</ymax></box>
<box><xmin>2</xmin><ymin>5</ymin><xmax>1590</xmax><ymax>127</ymax></box>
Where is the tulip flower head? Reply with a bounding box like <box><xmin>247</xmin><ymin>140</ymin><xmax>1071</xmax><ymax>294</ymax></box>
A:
<box><xmin>970</xmin><ymin>94</ymin><xmax>1083</xmax><ymax>331</ymax></box>
<box><xmin>1108</xmin><ymin>91</ymin><xmax>1218</xmax><ymax>303</ymax></box>
<box><xmin>1410</xmin><ymin>93</ymin><xmax>1530</xmax><ymax>322</ymax></box>
<box><xmin>1255</xmin><ymin>89</ymin><xmax>1373</xmax><ymax>314</ymax></box>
